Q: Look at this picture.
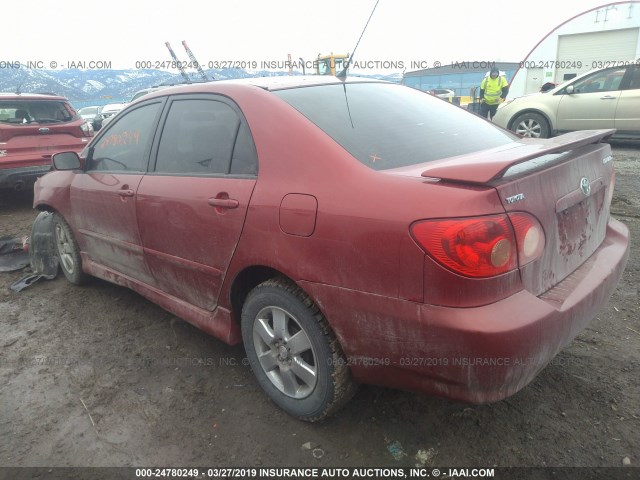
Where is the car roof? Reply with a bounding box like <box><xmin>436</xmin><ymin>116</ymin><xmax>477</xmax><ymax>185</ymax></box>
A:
<box><xmin>136</xmin><ymin>75</ymin><xmax>386</xmax><ymax>103</ymax></box>
<box><xmin>220</xmin><ymin>75</ymin><xmax>383</xmax><ymax>90</ymax></box>
<box><xmin>0</xmin><ymin>92</ymin><xmax>69</xmax><ymax>101</ymax></box>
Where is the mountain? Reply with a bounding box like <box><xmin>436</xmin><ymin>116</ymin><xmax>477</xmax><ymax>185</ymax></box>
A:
<box><xmin>0</xmin><ymin>65</ymin><xmax>402</xmax><ymax>105</ymax></box>
<box><xmin>0</xmin><ymin>67</ymin><xmax>183</xmax><ymax>102</ymax></box>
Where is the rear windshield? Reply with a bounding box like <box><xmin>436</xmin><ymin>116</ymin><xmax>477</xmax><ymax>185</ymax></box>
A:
<box><xmin>0</xmin><ymin>100</ymin><xmax>76</xmax><ymax>125</ymax></box>
<box><xmin>273</xmin><ymin>83</ymin><xmax>516</xmax><ymax>170</ymax></box>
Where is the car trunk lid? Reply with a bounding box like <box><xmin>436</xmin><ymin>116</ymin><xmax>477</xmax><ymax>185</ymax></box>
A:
<box><xmin>493</xmin><ymin>141</ymin><xmax>613</xmax><ymax>295</ymax></box>
<box><xmin>0</xmin><ymin>122</ymin><xmax>88</xmax><ymax>169</ymax></box>
<box><xmin>388</xmin><ymin>129</ymin><xmax>616</xmax><ymax>296</ymax></box>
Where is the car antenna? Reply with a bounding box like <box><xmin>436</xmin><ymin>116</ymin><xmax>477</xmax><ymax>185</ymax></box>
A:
<box><xmin>337</xmin><ymin>0</ymin><xmax>381</xmax><ymax>78</ymax></box>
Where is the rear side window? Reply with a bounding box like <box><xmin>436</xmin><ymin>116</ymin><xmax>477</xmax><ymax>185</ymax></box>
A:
<box><xmin>0</xmin><ymin>100</ymin><xmax>75</xmax><ymax>124</ymax></box>
<box><xmin>230</xmin><ymin>123</ymin><xmax>258</xmax><ymax>175</ymax></box>
<box><xmin>155</xmin><ymin>98</ymin><xmax>257</xmax><ymax>175</ymax></box>
<box><xmin>274</xmin><ymin>83</ymin><xmax>516</xmax><ymax>170</ymax></box>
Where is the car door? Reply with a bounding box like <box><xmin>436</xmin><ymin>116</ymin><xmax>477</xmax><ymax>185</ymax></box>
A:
<box><xmin>555</xmin><ymin>66</ymin><xmax>626</xmax><ymax>131</ymax></box>
<box><xmin>614</xmin><ymin>65</ymin><xmax>640</xmax><ymax>134</ymax></box>
<box><xmin>70</xmin><ymin>99</ymin><xmax>164</xmax><ymax>283</ymax></box>
<box><xmin>136</xmin><ymin>95</ymin><xmax>258</xmax><ymax>310</ymax></box>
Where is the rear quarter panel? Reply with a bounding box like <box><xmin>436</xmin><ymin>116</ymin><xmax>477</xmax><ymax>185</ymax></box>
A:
<box><xmin>215</xmin><ymin>85</ymin><xmax>512</xmax><ymax>310</ymax></box>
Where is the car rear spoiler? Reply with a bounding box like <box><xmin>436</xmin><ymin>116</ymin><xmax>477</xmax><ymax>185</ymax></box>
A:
<box><xmin>420</xmin><ymin>129</ymin><xmax>616</xmax><ymax>184</ymax></box>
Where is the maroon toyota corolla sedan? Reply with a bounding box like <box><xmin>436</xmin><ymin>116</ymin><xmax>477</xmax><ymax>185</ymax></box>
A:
<box><xmin>33</xmin><ymin>76</ymin><xmax>629</xmax><ymax>421</ymax></box>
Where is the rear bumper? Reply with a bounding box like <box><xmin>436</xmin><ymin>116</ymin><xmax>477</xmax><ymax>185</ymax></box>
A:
<box><xmin>301</xmin><ymin>218</ymin><xmax>630</xmax><ymax>403</ymax></box>
<box><xmin>0</xmin><ymin>165</ymin><xmax>51</xmax><ymax>191</ymax></box>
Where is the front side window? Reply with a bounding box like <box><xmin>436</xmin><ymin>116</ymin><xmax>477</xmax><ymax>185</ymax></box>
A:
<box><xmin>571</xmin><ymin>67</ymin><xmax>626</xmax><ymax>94</ymax></box>
<box><xmin>88</xmin><ymin>103</ymin><xmax>160</xmax><ymax>172</ymax></box>
<box><xmin>274</xmin><ymin>82</ymin><xmax>516</xmax><ymax>170</ymax></box>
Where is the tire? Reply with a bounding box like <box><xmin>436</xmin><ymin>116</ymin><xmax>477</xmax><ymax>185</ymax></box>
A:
<box><xmin>241</xmin><ymin>278</ymin><xmax>357</xmax><ymax>422</ymax></box>
<box><xmin>52</xmin><ymin>213</ymin><xmax>89</xmax><ymax>285</ymax></box>
<box><xmin>511</xmin><ymin>112</ymin><xmax>550</xmax><ymax>138</ymax></box>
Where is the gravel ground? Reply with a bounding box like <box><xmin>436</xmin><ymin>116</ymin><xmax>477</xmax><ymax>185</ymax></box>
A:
<box><xmin>0</xmin><ymin>142</ymin><xmax>638</xmax><ymax>477</ymax></box>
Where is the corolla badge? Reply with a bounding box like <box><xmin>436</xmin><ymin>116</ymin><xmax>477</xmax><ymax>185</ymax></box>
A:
<box><xmin>505</xmin><ymin>193</ymin><xmax>525</xmax><ymax>204</ymax></box>
<box><xmin>580</xmin><ymin>177</ymin><xmax>591</xmax><ymax>196</ymax></box>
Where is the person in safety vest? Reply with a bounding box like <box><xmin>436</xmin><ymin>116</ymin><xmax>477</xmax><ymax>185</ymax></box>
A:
<box><xmin>479</xmin><ymin>66</ymin><xmax>509</xmax><ymax>120</ymax></box>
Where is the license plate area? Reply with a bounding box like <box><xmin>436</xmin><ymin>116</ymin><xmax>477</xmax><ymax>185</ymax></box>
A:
<box><xmin>556</xmin><ymin>188</ymin><xmax>605</xmax><ymax>259</ymax></box>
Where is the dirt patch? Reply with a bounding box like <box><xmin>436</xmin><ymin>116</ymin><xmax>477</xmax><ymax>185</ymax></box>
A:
<box><xmin>1</xmin><ymin>143</ymin><xmax>639</xmax><ymax>470</ymax></box>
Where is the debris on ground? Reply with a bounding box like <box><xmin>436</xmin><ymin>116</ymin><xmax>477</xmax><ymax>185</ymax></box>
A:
<box><xmin>387</xmin><ymin>440</ymin><xmax>407</xmax><ymax>461</ymax></box>
<box><xmin>312</xmin><ymin>448</ymin><xmax>325</xmax><ymax>459</ymax></box>
<box><xmin>0</xmin><ymin>236</ymin><xmax>29</xmax><ymax>272</ymax></box>
<box><xmin>415</xmin><ymin>448</ymin><xmax>437</xmax><ymax>467</ymax></box>
<box><xmin>9</xmin><ymin>211</ymin><xmax>58</xmax><ymax>291</ymax></box>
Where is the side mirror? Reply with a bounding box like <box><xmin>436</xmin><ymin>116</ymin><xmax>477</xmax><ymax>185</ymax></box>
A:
<box><xmin>565</xmin><ymin>85</ymin><xmax>575</xmax><ymax>94</ymax></box>
<box><xmin>52</xmin><ymin>152</ymin><xmax>82</xmax><ymax>171</ymax></box>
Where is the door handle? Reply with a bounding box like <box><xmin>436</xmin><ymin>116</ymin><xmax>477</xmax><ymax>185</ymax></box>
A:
<box><xmin>118</xmin><ymin>189</ymin><xmax>135</xmax><ymax>197</ymax></box>
<box><xmin>208</xmin><ymin>198</ymin><xmax>239</xmax><ymax>209</ymax></box>
<box><xmin>600</xmin><ymin>95</ymin><xmax>617</xmax><ymax>100</ymax></box>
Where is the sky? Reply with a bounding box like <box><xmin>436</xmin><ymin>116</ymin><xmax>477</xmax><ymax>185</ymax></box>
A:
<box><xmin>2</xmin><ymin>0</ymin><xmax>629</xmax><ymax>74</ymax></box>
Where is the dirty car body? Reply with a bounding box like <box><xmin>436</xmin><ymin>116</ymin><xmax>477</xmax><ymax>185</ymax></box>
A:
<box><xmin>33</xmin><ymin>76</ymin><xmax>630</xmax><ymax>420</ymax></box>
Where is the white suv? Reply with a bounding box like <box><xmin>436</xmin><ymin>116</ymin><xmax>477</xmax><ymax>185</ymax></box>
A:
<box><xmin>93</xmin><ymin>103</ymin><xmax>126</xmax><ymax>130</ymax></box>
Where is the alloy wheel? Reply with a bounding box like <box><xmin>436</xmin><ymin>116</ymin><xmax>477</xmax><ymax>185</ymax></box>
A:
<box><xmin>515</xmin><ymin>118</ymin><xmax>542</xmax><ymax>137</ymax></box>
<box><xmin>55</xmin><ymin>223</ymin><xmax>75</xmax><ymax>274</ymax></box>
<box><xmin>252</xmin><ymin>306</ymin><xmax>318</xmax><ymax>399</ymax></box>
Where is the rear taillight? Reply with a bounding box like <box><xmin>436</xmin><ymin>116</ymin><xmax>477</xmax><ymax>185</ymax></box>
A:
<box><xmin>607</xmin><ymin>171</ymin><xmax>616</xmax><ymax>207</ymax></box>
<box><xmin>507</xmin><ymin>212</ymin><xmax>545</xmax><ymax>266</ymax></box>
<box><xmin>80</xmin><ymin>121</ymin><xmax>94</xmax><ymax>137</ymax></box>
<box><xmin>411</xmin><ymin>213</ymin><xmax>545</xmax><ymax>278</ymax></box>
